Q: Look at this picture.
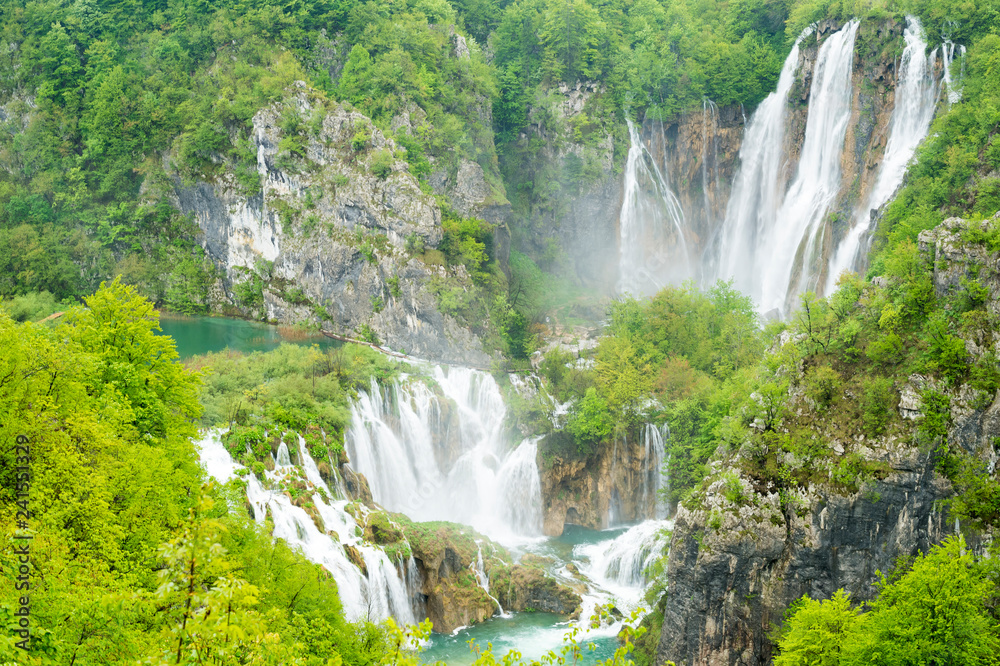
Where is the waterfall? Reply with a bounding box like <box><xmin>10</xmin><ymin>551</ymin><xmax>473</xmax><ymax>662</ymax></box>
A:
<box><xmin>712</xmin><ymin>27</ymin><xmax>813</xmax><ymax>303</ymax></box>
<box><xmin>576</xmin><ymin>521</ymin><xmax>670</xmax><ymax>590</ymax></box>
<box><xmin>942</xmin><ymin>40</ymin><xmax>967</xmax><ymax>105</ymax></box>
<box><xmin>642</xmin><ymin>424</ymin><xmax>669</xmax><ymax>519</ymax></box>
<box><xmin>275</xmin><ymin>441</ymin><xmax>292</xmax><ymax>467</ymax></box>
<box><xmin>196</xmin><ymin>430</ymin><xmax>416</xmax><ymax>624</ymax></box>
<box><xmin>701</xmin><ymin>98</ymin><xmax>720</xmax><ymax>228</ymax></box>
<box><xmin>618</xmin><ymin>118</ymin><xmax>690</xmax><ymax>296</ymax></box>
<box><xmin>345</xmin><ymin>365</ymin><xmax>544</xmax><ymax>543</ymax></box>
<box><xmin>826</xmin><ymin>17</ymin><xmax>939</xmax><ymax>292</ymax></box>
<box><xmin>761</xmin><ymin>20</ymin><xmax>860</xmax><ymax>313</ymax></box>
<box><xmin>471</xmin><ymin>543</ymin><xmax>509</xmax><ymax>617</ymax></box>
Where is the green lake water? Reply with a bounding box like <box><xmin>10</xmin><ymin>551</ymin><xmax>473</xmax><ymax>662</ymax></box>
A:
<box><xmin>157</xmin><ymin>314</ymin><xmax>340</xmax><ymax>358</ymax></box>
<box><xmin>420</xmin><ymin>611</ymin><xmax>618</xmax><ymax>665</ymax></box>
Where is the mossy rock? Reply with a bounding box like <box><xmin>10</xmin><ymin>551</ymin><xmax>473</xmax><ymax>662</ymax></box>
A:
<box><xmin>364</xmin><ymin>511</ymin><xmax>405</xmax><ymax>544</ymax></box>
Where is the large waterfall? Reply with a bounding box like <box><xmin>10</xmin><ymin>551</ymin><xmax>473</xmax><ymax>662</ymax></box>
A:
<box><xmin>619</xmin><ymin>17</ymin><xmax>956</xmax><ymax>314</ymax></box>
<box><xmin>826</xmin><ymin>16</ymin><xmax>939</xmax><ymax>292</ymax></box>
<box><xmin>345</xmin><ymin>365</ymin><xmax>544</xmax><ymax>543</ymax></box>
<box><xmin>711</xmin><ymin>27</ymin><xmax>814</xmax><ymax>306</ymax></box>
<box><xmin>759</xmin><ymin>20</ymin><xmax>860</xmax><ymax>312</ymax></box>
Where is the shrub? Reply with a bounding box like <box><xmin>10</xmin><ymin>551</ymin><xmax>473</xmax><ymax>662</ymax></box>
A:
<box><xmin>351</xmin><ymin>129</ymin><xmax>369</xmax><ymax>152</ymax></box>
<box><xmin>802</xmin><ymin>365</ymin><xmax>842</xmax><ymax>410</ymax></box>
<box><xmin>370</xmin><ymin>149</ymin><xmax>394</xmax><ymax>179</ymax></box>
<box><xmin>860</xmin><ymin>376</ymin><xmax>895</xmax><ymax>438</ymax></box>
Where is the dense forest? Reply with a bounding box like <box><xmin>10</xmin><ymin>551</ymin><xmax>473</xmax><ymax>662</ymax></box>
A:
<box><xmin>4</xmin><ymin>0</ymin><xmax>1000</xmax><ymax>664</ymax></box>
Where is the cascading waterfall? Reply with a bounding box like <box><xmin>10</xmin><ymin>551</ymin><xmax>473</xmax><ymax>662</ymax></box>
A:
<box><xmin>471</xmin><ymin>543</ymin><xmax>509</xmax><ymax>617</ymax></box>
<box><xmin>642</xmin><ymin>424</ymin><xmax>669</xmax><ymax>519</ymax></box>
<box><xmin>712</xmin><ymin>27</ymin><xmax>813</xmax><ymax>300</ymax></box>
<box><xmin>942</xmin><ymin>40</ymin><xmax>967</xmax><ymax>105</ymax></box>
<box><xmin>618</xmin><ymin>118</ymin><xmax>691</xmax><ymax>296</ymax></box>
<box><xmin>345</xmin><ymin>365</ymin><xmax>544</xmax><ymax>543</ymax></box>
<box><xmin>196</xmin><ymin>430</ymin><xmax>416</xmax><ymax>624</ymax></box>
<box><xmin>826</xmin><ymin>16</ymin><xmax>939</xmax><ymax>292</ymax></box>
<box><xmin>760</xmin><ymin>20</ymin><xmax>860</xmax><ymax>313</ymax></box>
<box><xmin>577</xmin><ymin>521</ymin><xmax>670</xmax><ymax>591</ymax></box>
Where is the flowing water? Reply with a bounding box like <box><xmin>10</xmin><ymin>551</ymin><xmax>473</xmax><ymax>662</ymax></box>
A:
<box><xmin>618</xmin><ymin>118</ymin><xmax>691</xmax><ymax>296</ymax></box>
<box><xmin>621</xmin><ymin>18</ymin><xmax>955</xmax><ymax>314</ymax></box>
<box><xmin>826</xmin><ymin>16</ymin><xmax>939</xmax><ymax>292</ymax></box>
<box><xmin>710</xmin><ymin>27</ymin><xmax>813</xmax><ymax>299</ymax></box>
<box><xmin>194</xmin><ymin>354</ymin><xmax>673</xmax><ymax>657</ymax></box>
<box><xmin>758</xmin><ymin>20</ymin><xmax>860</xmax><ymax>313</ymax></box>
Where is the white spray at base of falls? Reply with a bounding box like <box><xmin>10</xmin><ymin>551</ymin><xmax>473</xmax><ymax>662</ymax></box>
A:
<box><xmin>618</xmin><ymin>118</ymin><xmax>691</xmax><ymax>296</ymax></box>
<box><xmin>826</xmin><ymin>16</ymin><xmax>939</xmax><ymax>293</ymax></box>
<box><xmin>196</xmin><ymin>430</ymin><xmax>416</xmax><ymax>625</ymax></box>
<box><xmin>345</xmin><ymin>365</ymin><xmax>544</xmax><ymax>545</ymax></box>
<box><xmin>711</xmin><ymin>27</ymin><xmax>812</xmax><ymax>303</ymax></box>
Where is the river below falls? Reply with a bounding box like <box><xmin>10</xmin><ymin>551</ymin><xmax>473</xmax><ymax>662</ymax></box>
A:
<box><xmin>420</xmin><ymin>523</ymin><xmax>665</xmax><ymax>664</ymax></box>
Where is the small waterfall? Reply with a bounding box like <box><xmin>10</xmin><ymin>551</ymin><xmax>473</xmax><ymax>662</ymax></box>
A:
<box><xmin>471</xmin><ymin>543</ymin><xmax>509</xmax><ymax>617</ymax></box>
<box><xmin>701</xmin><ymin>98</ymin><xmax>720</xmax><ymax>228</ymax></box>
<box><xmin>826</xmin><ymin>16</ymin><xmax>939</xmax><ymax>292</ymax></box>
<box><xmin>618</xmin><ymin>118</ymin><xmax>690</xmax><ymax>296</ymax></box>
<box><xmin>642</xmin><ymin>424</ymin><xmax>669</xmax><ymax>519</ymax></box>
<box><xmin>576</xmin><ymin>521</ymin><xmax>670</xmax><ymax>590</ymax></box>
<box><xmin>497</xmin><ymin>437</ymin><xmax>544</xmax><ymax>534</ymax></box>
<box><xmin>942</xmin><ymin>40</ymin><xmax>967</xmax><ymax>105</ymax></box>
<box><xmin>712</xmin><ymin>27</ymin><xmax>813</xmax><ymax>302</ymax></box>
<box><xmin>345</xmin><ymin>365</ymin><xmax>543</xmax><ymax>543</ymax></box>
<box><xmin>275</xmin><ymin>441</ymin><xmax>292</xmax><ymax>467</ymax></box>
<box><xmin>761</xmin><ymin>20</ymin><xmax>860</xmax><ymax>313</ymax></box>
<box><xmin>196</xmin><ymin>430</ymin><xmax>416</xmax><ymax>624</ymax></box>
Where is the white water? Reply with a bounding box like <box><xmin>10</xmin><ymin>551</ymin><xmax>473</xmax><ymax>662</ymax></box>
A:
<box><xmin>642</xmin><ymin>424</ymin><xmax>669</xmax><ymax>519</ymax></box>
<box><xmin>196</xmin><ymin>430</ymin><xmax>416</xmax><ymax>624</ymax></box>
<box><xmin>761</xmin><ymin>20</ymin><xmax>860</xmax><ymax>313</ymax></box>
<box><xmin>826</xmin><ymin>16</ymin><xmax>939</xmax><ymax>292</ymax></box>
<box><xmin>573</xmin><ymin>520</ymin><xmax>672</xmax><ymax>635</ymax></box>
<box><xmin>345</xmin><ymin>365</ymin><xmax>544</xmax><ymax>545</ymax></box>
<box><xmin>942</xmin><ymin>40</ymin><xmax>967</xmax><ymax>105</ymax></box>
<box><xmin>711</xmin><ymin>27</ymin><xmax>813</xmax><ymax>304</ymax></box>
<box><xmin>618</xmin><ymin>118</ymin><xmax>691</xmax><ymax>296</ymax></box>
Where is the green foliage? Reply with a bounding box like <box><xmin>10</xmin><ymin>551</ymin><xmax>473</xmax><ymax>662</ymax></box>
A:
<box><xmin>776</xmin><ymin>537</ymin><xmax>1000</xmax><ymax>666</ymax></box>
<box><xmin>369</xmin><ymin>148</ymin><xmax>394</xmax><ymax>179</ymax></box>
<box><xmin>803</xmin><ymin>365</ymin><xmax>842</xmax><ymax>411</ymax></box>
<box><xmin>859</xmin><ymin>376</ymin><xmax>895</xmax><ymax>438</ymax></box>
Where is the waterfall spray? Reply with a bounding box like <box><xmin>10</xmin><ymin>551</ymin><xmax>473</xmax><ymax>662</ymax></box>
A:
<box><xmin>618</xmin><ymin>118</ymin><xmax>691</xmax><ymax>296</ymax></box>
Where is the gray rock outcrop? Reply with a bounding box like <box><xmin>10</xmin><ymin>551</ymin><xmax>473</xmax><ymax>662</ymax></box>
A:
<box><xmin>169</xmin><ymin>87</ymin><xmax>490</xmax><ymax>364</ymax></box>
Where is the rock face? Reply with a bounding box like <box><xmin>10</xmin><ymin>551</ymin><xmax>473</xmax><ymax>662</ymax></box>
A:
<box><xmin>386</xmin><ymin>516</ymin><xmax>581</xmax><ymax>633</ymax></box>
<box><xmin>539</xmin><ymin>426</ymin><xmax>665</xmax><ymax>536</ymax></box>
<box><xmin>655</xmin><ymin>216</ymin><xmax>1000</xmax><ymax>666</ymax></box>
<box><xmin>509</xmin><ymin>81</ymin><xmax>624</xmax><ymax>291</ymax></box>
<box><xmin>657</xmin><ymin>450</ymin><xmax>954</xmax><ymax>666</ymax></box>
<box><xmin>639</xmin><ymin>103</ymin><xmax>746</xmax><ymax>257</ymax></box>
<box><xmin>170</xmin><ymin>86</ymin><xmax>490</xmax><ymax>365</ymax></box>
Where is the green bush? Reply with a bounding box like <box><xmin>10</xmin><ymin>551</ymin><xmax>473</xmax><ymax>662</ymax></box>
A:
<box><xmin>351</xmin><ymin>129</ymin><xmax>370</xmax><ymax>152</ymax></box>
<box><xmin>860</xmin><ymin>376</ymin><xmax>895</xmax><ymax>438</ymax></box>
<box><xmin>369</xmin><ymin>149</ymin><xmax>394</xmax><ymax>179</ymax></box>
<box><xmin>802</xmin><ymin>365</ymin><xmax>842</xmax><ymax>411</ymax></box>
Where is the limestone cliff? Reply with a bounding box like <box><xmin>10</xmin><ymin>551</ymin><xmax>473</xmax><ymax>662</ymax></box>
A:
<box><xmin>539</xmin><ymin>426</ymin><xmax>665</xmax><ymax>536</ymax></box>
<box><xmin>654</xmin><ymin>215</ymin><xmax>1000</xmax><ymax>666</ymax></box>
<box><xmin>168</xmin><ymin>86</ymin><xmax>490</xmax><ymax>365</ymax></box>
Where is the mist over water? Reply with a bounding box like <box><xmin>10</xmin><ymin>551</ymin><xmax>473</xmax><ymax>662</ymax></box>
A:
<box><xmin>619</xmin><ymin>18</ymin><xmax>959</xmax><ymax>315</ymax></box>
